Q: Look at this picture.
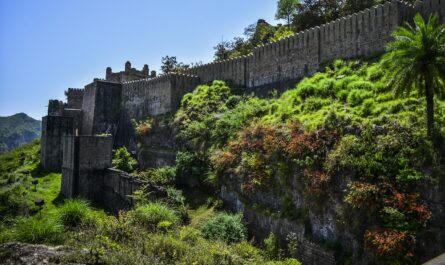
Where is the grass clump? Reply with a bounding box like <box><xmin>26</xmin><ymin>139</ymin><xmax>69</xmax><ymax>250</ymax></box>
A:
<box><xmin>56</xmin><ymin>199</ymin><xmax>92</xmax><ymax>228</ymax></box>
<box><xmin>137</xmin><ymin>167</ymin><xmax>176</xmax><ymax>186</ymax></box>
<box><xmin>7</xmin><ymin>216</ymin><xmax>63</xmax><ymax>244</ymax></box>
<box><xmin>201</xmin><ymin>212</ymin><xmax>247</xmax><ymax>244</ymax></box>
<box><xmin>131</xmin><ymin>202</ymin><xmax>179</xmax><ymax>231</ymax></box>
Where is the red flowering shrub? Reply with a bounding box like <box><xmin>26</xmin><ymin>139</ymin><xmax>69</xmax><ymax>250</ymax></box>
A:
<box><xmin>286</xmin><ymin>121</ymin><xmax>314</xmax><ymax>157</ymax></box>
<box><xmin>364</xmin><ymin>228</ymin><xmax>414</xmax><ymax>259</ymax></box>
<box><xmin>218</xmin><ymin>121</ymin><xmax>339</xmax><ymax>194</ymax></box>
<box><xmin>212</xmin><ymin>151</ymin><xmax>237</xmax><ymax>172</ymax></box>
<box><xmin>384</xmin><ymin>192</ymin><xmax>432</xmax><ymax>226</ymax></box>
<box><xmin>302</xmin><ymin>170</ymin><xmax>330</xmax><ymax>197</ymax></box>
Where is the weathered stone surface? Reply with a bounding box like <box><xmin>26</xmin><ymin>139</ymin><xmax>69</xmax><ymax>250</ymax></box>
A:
<box><xmin>423</xmin><ymin>252</ymin><xmax>445</xmax><ymax>265</ymax></box>
<box><xmin>0</xmin><ymin>243</ymin><xmax>82</xmax><ymax>265</ymax></box>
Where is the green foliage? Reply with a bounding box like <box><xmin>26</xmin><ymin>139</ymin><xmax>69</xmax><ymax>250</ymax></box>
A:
<box><xmin>264</xmin><ymin>233</ymin><xmax>280</xmax><ymax>260</ymax></box>
<box><xmin>382</xmin><ymin>13</ymin><xmax>445</xmax><ymax>138</ymax></box>
<box><xmin>271</xmin><ymin>27</ymin><xmax>295</xmax><ymax>42</ymax></box>
<box><xmin>0</xmin><ymin>184</ymin><xmax>33</xmax><ymax>218</ymax></box>
<box><xmin>201</xmin><ymin>212</ymin><xmax>247</xmax><ymax>244</ymax></box>
<box><xmin>347</xmin><ymin>89</ymin><xmax>373</xmax><ymax>107</ymax></box>
<box><xmin>137</xmin><ymin>167</ymin><xmax>176</xmax><ymax>186</ymax></box>
<box><xmin>175</xmin><ymin>151</ymin><xmax>209</xmax><ymax>184</ymax></box>
<box><xmin>265</xmin><ymin>259</ymin><xmax>302</xmax><ymax>265</ymax></box>
<box><xmin>112</xmin><ymin>147</ymin><xmax>137</xmax><ymax>173</ymax></box>
<box><xmin>160</xmin><ymin>55</ymin><xmax>191</xmax><ymax>74</ymax></box>
<box><xmin>381</xmin><ymin>207</ymin><xmax>409</xmax><ymax>231</ymax></box>
<box><xmin>56</xmin><ymin>199</ymin><xmax>92</xmax><ymax>228</ymax></box>
<box><xmin>275</xmin><ymin>0</ymin><xmax>300</xmax><ymax>25</ymax></box>
<box><xmin>0</xmin><ymin>141</ymin><xmax>62</xmax><ymax>221</ymax></box>
<box><xmin>7</xmin><ymin>216</ymin><xmax>63</xmax><ymax>244</ymax></box>
<box><xmin>0</xmin><ymin>137</ymin><xmax>299</xmax><ymax>264</ymax></box>
<box><xmin>132</xmin><ymin>202</ymin><xmax>180</xmax><ymax>231</ymax></box>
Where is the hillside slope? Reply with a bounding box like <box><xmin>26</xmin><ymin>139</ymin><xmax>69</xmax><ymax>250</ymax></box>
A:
<box><xmin>0</xmin><ymin>113</ymin><xmax>41</xmax><ymax>153</ymax></box>
<box><xmin>164</xmin><ymin>58</ymin><xmax>445</xmax><ymax>264</ymax></box>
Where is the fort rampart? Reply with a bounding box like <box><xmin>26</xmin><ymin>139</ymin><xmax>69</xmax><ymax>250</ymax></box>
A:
<box><xmin>37</xmin><ymin>1</ymin><xmax>445</xmax><ymax>263</ymax></box>
<box><xmin>41</xmin><ymin>0</ymin><xmax>443</xmax><ymax>209</ymax></box>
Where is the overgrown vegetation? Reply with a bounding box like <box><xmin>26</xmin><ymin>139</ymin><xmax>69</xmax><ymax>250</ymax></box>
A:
<box><xmin>170</xmin><ymin>53</ymin><xmax>445</xmax><ymax>263</ymax></box>
<box><xmin>112</xmin><ymin>147</ymin><xmax>137</xmax><ymax>173</ymax></box>
<box><xmin>0</xmin><ymin>142</ymin><xmax>300</xmax><ymax>264</ymax></box>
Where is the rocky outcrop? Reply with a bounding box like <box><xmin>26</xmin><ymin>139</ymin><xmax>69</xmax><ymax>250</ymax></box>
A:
<box><xmin>0</xmin><ymin>243</ymin><xmax>81</xmax><ymax>265</ymax></box>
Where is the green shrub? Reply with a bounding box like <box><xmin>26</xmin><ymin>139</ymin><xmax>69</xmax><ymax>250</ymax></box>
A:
<box><xmin>166</xmin><ymin>187</ymin><xmax>185</xmax><ymax>206</ymax></box>
<box><xmin>0</xmin><ymin>185</ymin><xmax>32</xmax><ymax>217</ymax></box>
<box><xmin>112</xmin><ymin>147</ymin><xmax>137</xmax><ymax>173</ymax></box>
<box><xmin>334</xmin><ymin>75</ymin><xmax>360</xmax><ymax>91</ymax></box>
<box><xmin>381</xmin><ymin>207</ymin><xmax>409</xmax><ymax>230</ymax></box>
<box><xmin>175</xmin><ymin>151</ymin><xmax>209</xmax><ymax>184</ymax></box>
<box><xmin>10</xmin><ymin>216</ymin><xmax>63</xmax><ymax>244</ymax></box>
<box><xmin>201</xmin><ymin>212</ymin><xmax>247</xmax><ymax>244</ymax></box>
<box><xmin>138</xmin><ymin>167</ymin><xmax>176</xmax><ymax>186</ymax></box>
<box><xmin>295</xmin><ymin>83</ymin><xmax>319</xmax><ymax>99</ymax></box>
<box><xmin>146</xmin><ymin>234</ymin><xmax>187</xmax><ymax>262</ymax></box>
<box><xmin>179</xmin><ymin>226</ymin><xmax>202</xmax><ymax>243</ymax></box>
<box><xmin>367</xmin><ymin>63</ymin><xmax>384</xmax><ymax>81</ymax></box>
<box><xmin>335</xmin><ymin>89</ymin><xmax>349</xmax><ymax>101</ymax></box>
<box><xmin>57</xmin><ymin>199</ymin><xmax>92</xmax><ymax>228</ymax></box>
<box><xmin>347</xmin><ymin>80</ymin><xmax>374</xmax><ymax>91</ymax></box>
<box><xmin>361</xmin><ymin>99</ymin><xmax>375</xmax><ymax>116</ymax></box>
<box><xmin>396</xmin><ymin>168</ymin><xmax>423</xmax><ymax>184</ymax></box>
<box><xmin>132</xmin><ymin>202</ymin><xmax>179</xmax><ymax>230</ymax></box>
<box><xmin>302</xmin><ymin>97</ymin><xmax>330</xmax><ymax>112</ymax></box>
<box><xmin>347</xmin><ymin>89</ymin><xmax>373</xmax><ymax>106</ymax></box>
<box><xmin>265</xmin><ymin>258</ymin><xmax>302</xmax><ymax>265</ymax></box>
<box><xmin>264</xmin><ymin>232</ymin><xmax>280</xmax><ymax>260</ymax></box>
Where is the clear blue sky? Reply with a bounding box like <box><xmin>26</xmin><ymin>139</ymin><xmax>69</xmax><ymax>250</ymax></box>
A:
<box><xmin>0</xmin><ymin>0</ymin><xmax>277</xmax><ymax>120</ymax></box>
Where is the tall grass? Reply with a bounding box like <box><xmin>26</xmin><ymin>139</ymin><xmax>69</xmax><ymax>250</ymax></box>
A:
<box><xmin>8</xmin><ymin>216</ymin><xmax>63</xmax><ymax>244</ymax></box>
<box><xmin>57</xmin><ymin>199</ymin><xmax>92</xmax><ymax>228</ymax></box>
<box><xmin>132</xmin><ymin>202</ymin><xmax>179</xmax><ymax>230</ymax></box>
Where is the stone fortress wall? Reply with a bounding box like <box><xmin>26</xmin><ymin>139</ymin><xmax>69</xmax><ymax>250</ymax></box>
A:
<box><xmin>184</xmin><ymin>0</ymin><xmax>444</xmax><ymax>89</ymax></box>
<box><xmin>38</xmin><ymin>0</ymin><xmax>442</xmax><ymax>214</ymax></box>
<box><xmin>41</xmin><ymin>0</ymin><xmax>444</xmax><ymax>172</ymax></box>
<box><xmin>40</xmin><ymin>1</ymin><xmax>444</xmax><ymax>263</ymax></box>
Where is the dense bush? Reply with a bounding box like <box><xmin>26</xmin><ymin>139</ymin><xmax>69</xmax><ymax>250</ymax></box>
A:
<box><xmin>201</xmin><ymin>212</ymin><xmax>247</xmax><ymax>244</ymax></box>
<box><xmin>171</xmin><ymin>57</ymin><xmax>445</xmax><ymax>263</ymax></box>
<box><xmin>137</xmin><ymin>167</ymin><xmax>176</xmax><ymax>186</ymax></box>
<box><xmin>57</xmin><ymin>199</ymin><xmax>92</xmax><ymax>228</ymax></box>
<box><xmin>175</xmin><ymin>150</ymin><xmax>209</xmax><ymax>184</ymax></box>
<box><xmin>112</xmin><ymin>147</ymin><xmax>137</xmax><ymax>173</ymax></box>
<box><xmin>131</xmin><ymin>202</ymin><xmax>179</xmax><ymax>231</ymax></box>
<box><xmin>0</xmin><ymin>184</ymin><xmax>33</xmax><ymax>218</ymax></box>
<box><xmin>8</xmin><ymin>216</ymin><xmax>63</xmax><ymax>244</ymax></box>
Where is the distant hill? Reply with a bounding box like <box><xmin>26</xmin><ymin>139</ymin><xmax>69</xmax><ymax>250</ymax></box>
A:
<box><xmin>0</xmin><ymin>113</ymin><xmax>41</xmax><ymax>153</ymax></box>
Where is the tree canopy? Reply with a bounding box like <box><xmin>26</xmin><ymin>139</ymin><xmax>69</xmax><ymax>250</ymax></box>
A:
<box><xmin>382</xmin><ymin>13</ymin><xmax>445</xmax><ymax>138</ymax></box>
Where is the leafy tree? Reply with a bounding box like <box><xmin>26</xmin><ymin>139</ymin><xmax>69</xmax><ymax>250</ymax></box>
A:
<box><xmin>161</xmin><ymin>55</ymin><xmax>190</xmax><ymax>74</ymax></box>
<box><xmin>214</xmin><ymin>40</ymin><xmax>233</xmax><ymax>61</ymax></box>
<box><xmin>382</xmin><ymin>14</ymin><xmax>445</xmax><ymax>139</ymax></box>
<box><xmin>275</xmin><ymin>0</ymin><xmax>300</xmax><ymax>26</ymax></box>
<box><xmin>213</xmin><ymin>20</ymin><xmax>278</xmax><ymax>60</ymax></box>
<box><xmin>291</xmin><ymin>0</ymin><xmax>342</xmax><ymax>32</ymax></box>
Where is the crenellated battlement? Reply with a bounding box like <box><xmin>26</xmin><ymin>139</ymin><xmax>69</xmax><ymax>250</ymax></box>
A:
<box><xmin>182</xmin><ymin>0</ymin><xmax>441</xmax><ymax>91</ymax></box>
<box><xmin>106</xmin><ymin>61</ymin><xmax>151</xmax><ymax>83</ymax></box>
<box><xmin>41</xmin><ymin>0</ymin><xmax>443</xmax><ymax>170</ymax></box>
<box><xmin>66</xmin><ymin>88</ymin><xmax>84</xmax><ymax>109</ymax></box>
